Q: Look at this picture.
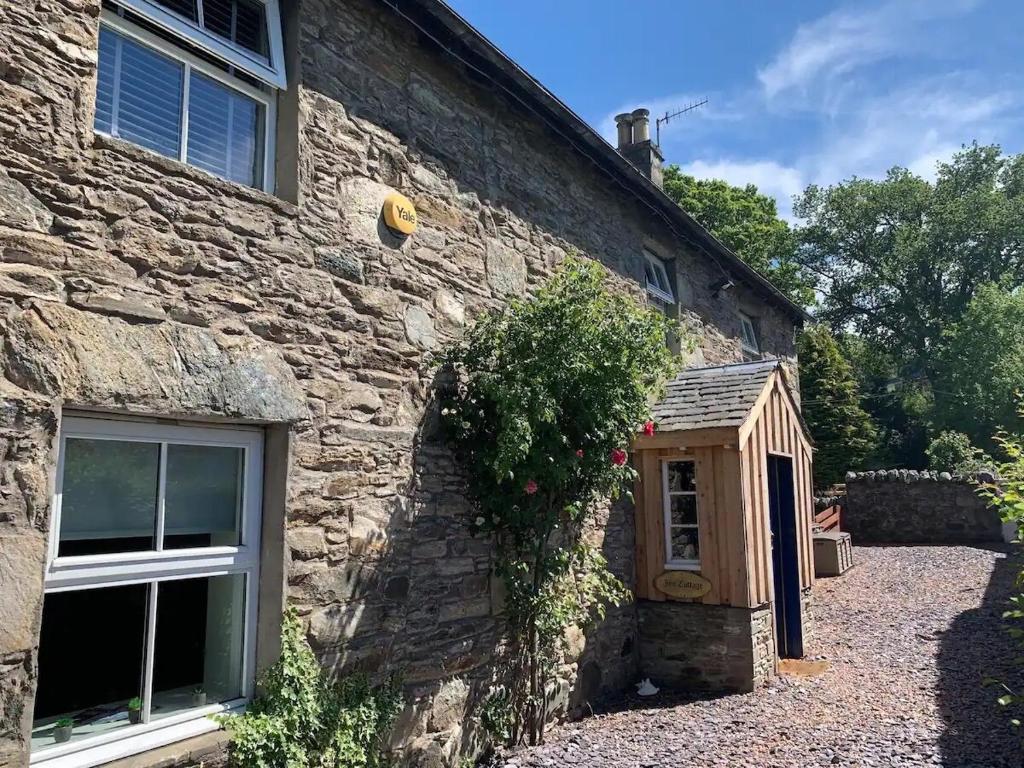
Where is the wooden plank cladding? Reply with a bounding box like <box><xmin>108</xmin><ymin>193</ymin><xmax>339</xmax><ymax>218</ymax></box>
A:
<box><xmin>634</xmin><ymin>362</ymin><xmax>815</xmax><ymax>609</ymax></box>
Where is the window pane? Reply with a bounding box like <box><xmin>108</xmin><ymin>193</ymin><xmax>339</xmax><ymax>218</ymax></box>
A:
<box><xmin>670</xmin><ymin>494</ymin><xmax>697</xmax><ymax>526</ymax></box>
<box><xmin>670</xmin><ymin>527</ymin><xmax>699</xmax><ymax>561</ymax></box>
<box><xmin>32</xmin><ymin>584</ymin><xmax>149</xmax><ymax>752</ymax></box>
<box><xmin>151</xmin><ymin>574</ymin><xmax>246</xmax><ymax>719</ymax></box>
<box><xmin>667</xmin><ymin>461</ymin><xmax>696</xmax><ymax>492</ymax></box>
<box><xmin>59</xmin><ymin>438</ymin><xmax>159</xmax><ymax>556</ymax></box>
<box><xmin>203</xmin><ymin>0</ymin><xmax>268</xmax><ymax>56</ymax></box>
<box><xmin>164</xmin><ymin>444</ymin><xmax>243</xmax><ymax>548</ymax></box>
<box><xmin>153</xmin><ymin>0</ymin><xmax>198</xmax><ymax>20</ymax></box>
<box><xmin>107</xmin><ymin>30</ymin><xmax>184</xmax><ymax>159</ymax></box>
<box><xmin>186</xmin><ymin>71</ymin><xmax>262</xmax><ymax>187</ymax></box>
<box><xmin>95</xmin><ymin>27</ymin><xmax>117</xmax><ymax>135</ymax></box>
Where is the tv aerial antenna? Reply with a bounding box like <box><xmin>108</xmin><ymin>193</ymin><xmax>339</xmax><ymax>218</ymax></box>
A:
<box><xmin>655</xmin><ymin>98</ymin><xmax>708</xmax><ymax>145</ymax></box>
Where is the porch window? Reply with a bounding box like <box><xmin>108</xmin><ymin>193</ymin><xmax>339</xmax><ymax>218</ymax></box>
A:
<box><xmin>643</xmin><ymin>250</ymin><xmax>675</xmax><ymax>305</ymax></box>
<box><xmin>94</xmin><ymin>0</ymin><xmax>283</xmax><ymax>191</ymax></box>
<box><xmin>662</xmin><ymin>459</ymin><xmax>700</xmax><ymax>568</ymax></box>
<box><xmin>31</xmin><ymin>416</ymin><xmax>263</xmax><ymax>766</ymax></box>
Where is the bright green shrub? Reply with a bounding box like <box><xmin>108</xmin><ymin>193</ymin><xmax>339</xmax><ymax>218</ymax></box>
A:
<box><xmin>219</xmin><ymin>609</ymin><xmax>401</xmax><ymax>768</ymax></box>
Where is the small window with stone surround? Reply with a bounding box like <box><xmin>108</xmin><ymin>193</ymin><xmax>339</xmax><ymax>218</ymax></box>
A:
<box><xmin>94</xmin><ymin>0</ymin><xmax>286</xmax><ymax>192</ymax></box>
<box><xmin>662</xmin><ymin>459</ymin><xmax>700</xmax><ymax>569</ymax></box>
<box><xmin>643</xmin><ymin>249</ymin><xmax>675</xmax><ymax>305</ymax></box>
<box><xmin>30</xmin><ymin>415</ymin><xmax>263</xmax><ymax>767</ymax></box>
<box><xmin>739</xmin><ymin>312</ymin><xmax>760</xmax><ymax>354</ymax></box>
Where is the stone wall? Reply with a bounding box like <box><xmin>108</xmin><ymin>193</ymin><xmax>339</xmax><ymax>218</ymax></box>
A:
<box><xmin>636</xmin><ymin>602</ymin><xmax>775</xmax><ymax>693</ymax></box>
<box><xmin>0</xmin><ymin>0</ymin><xmax>798</xmax><ymax>765</ymax></box>
<box><xmin>844</xmin><ymin>471</ymin><xmax>1002</xmax><ymax>545</ymax></box>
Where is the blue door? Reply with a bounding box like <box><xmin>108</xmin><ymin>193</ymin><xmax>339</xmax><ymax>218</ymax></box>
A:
<box><xmin>768</xmin><ymin>454</ymin><xmax>803</xmax><ymax>658</ymax></box>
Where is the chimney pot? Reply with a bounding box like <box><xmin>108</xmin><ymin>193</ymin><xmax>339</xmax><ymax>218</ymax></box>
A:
<box><xmin>614</xmin><ymin>113</ymin><xmax>634</xmax><ymax>149</ymax></box>
<box><xmin>631</xmin><ymin>108</ymin><xmax>651</xmax><ymax>142</ymax></box>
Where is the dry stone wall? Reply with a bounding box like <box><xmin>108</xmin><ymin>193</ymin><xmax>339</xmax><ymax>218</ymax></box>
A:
<box><xmin>844</xmin><ymin>470</ymin><xmax>1002</xmax><ymax>545</ymax></box>
<box><xmin>0</xmin><ymin>0</ymin><xmax>798</xmax><ymax>765</ymax></box>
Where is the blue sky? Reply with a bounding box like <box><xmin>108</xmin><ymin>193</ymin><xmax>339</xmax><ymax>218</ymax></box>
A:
<box><xmin>445</xmin><ymin>0</ymin><xmax>1024</xmax><ymax>221</ymax></box>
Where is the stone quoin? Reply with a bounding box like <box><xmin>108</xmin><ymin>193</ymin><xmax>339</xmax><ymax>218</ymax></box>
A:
<box><xmin>0</xmin><ymin>0</ymin><xmax>810</xmax><ymax>767</ymax></box>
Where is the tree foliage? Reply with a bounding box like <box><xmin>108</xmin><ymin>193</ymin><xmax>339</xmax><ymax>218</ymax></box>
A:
<box><xmin>933</xmin><ymin>283</ymin><xmax>1024</xmax><ymax>451</ymax></box>
<box><xmin>219</xmin><ymin>609</ymin><xmax>401</xmax><ymax>768</ymax></box>
<box><xmin>439</xmin><ymin>255</ymin><xmax>679</xmax><ymax>745</ymax></box>
<box><xmin>925</xmin><ymin>431</ymin><xmax>993</xmax><ymax>473</ymax></box>
<box><xmin>796</xmin><ymin>144</ymin><xmax>1024</xmax><ymax>376</ymax></box>
<box><xmin>797</xmin><ymin>325</ymin><xmax>877</xmax><ymax>486</ymax></box>
<box><xmin>662</xmin><ymin>165</ymin><xmax>816</xmax><ymax>306</ymax></box>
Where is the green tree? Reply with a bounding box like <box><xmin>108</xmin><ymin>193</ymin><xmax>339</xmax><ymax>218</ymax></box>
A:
<box><xmin>662</xmin><ymin>165</ymin><xmax>816</xmax><ymax>306</ymax></box>
<box><xmin>439</xmin><ymin>256</ymin><xmax>679</xmax><ymax>745</ymax></box>
<box><xmin>795</xmin><ymin>144</ymin><xmax>1024</xmax><ymax>377</ymax></box>
<box><xmin>925</xmin><ymin>430</ymin><xmax>993</xmax><ymax>473</ymax></box>
<box><xmin>797</xmin><ymin>325</ymin><xmax>878</xmax><ymax>487</ymax></box>
<box><xmin>933</xmin><ymin>283</ymin><xmax>1024</xmax><ymax>451</ymax></box>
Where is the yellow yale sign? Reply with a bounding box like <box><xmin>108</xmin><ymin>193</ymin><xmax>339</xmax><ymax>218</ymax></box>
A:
<box><xmin>382</xmin><ymin>192</ymin><xmax>418</xmax><ymax>236</ymax></box>
<box><xmin>655</xmin><ymin>570</ymin><xmax>712</xmax><ymax>599</ymax></box>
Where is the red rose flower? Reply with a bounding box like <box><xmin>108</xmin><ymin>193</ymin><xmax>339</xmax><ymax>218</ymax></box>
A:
<box><xmin>611</xmin><ymin>448</ymin><xmax>628</xmax><ymax>466</ymax></box>
<box><xmin>525</xmin><ymin>479</ymin><xmax>538</xmax><ymax>495</ymax></box>
<box><xmin>642</xmin><ymin>420</ymin><xmax>656</xmax><ymax>436</ymax></box>
<box><xmin>575</xmin><ymin>449</ymin><xmax>584</xmax><ymax>458</ymax></box>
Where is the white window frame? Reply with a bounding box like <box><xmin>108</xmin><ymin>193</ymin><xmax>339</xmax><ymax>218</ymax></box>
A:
<box><xmin>644</xmin><ymin>250</ymin><xmax>675</xmax><ymax>305</ymax></box>
<box><xmin>662</xmin><ymin>459</ymin><xmax>700</xmax><ymax>571</ymax></box>
<box><xmin>114</xmin><ymin>0</ymin><xmax>287</xmax><ymax>89</ymax></box>
<box><xmin>99</xmin><ymin>8</ymin><xmax>277</xmax><ymax>193</ymax></box>
<box><xmin>739</xmin><ymin>312</ymin><xmax>760</xmax><ymax>354</ymax></box>
<box><xmin>32</xmin><ymin>415</ymin><xmax>264</xmax><ymax>768</ymax></box>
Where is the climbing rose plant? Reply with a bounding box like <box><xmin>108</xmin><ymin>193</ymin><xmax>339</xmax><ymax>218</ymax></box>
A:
<box><xmin>439</xmin><ymin>255</ymin><xmax>681</xmax><ymax>745</ymax></box>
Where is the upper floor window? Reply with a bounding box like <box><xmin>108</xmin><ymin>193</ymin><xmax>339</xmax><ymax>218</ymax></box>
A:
<box><xmin>663</xmin><ymin>459</ymin><xmax>700</xmax><ymax>569</ymax></box>
<box><xmin>739</xmin><ymin>312</ymin><xmax>760</xmax><ymax>354</ymax></box>
<box><xmin>31</xmin><ymin>416</ymin><xmax>263</xmax><ymax>766</ymax></box>
<box><xmin>94</xmin><ymin>0</ymin><xmax>285</xmax><ymax>192</ymax></box>
<box><xmin>643</xmin><ymin>250</ymin><xmax>675</xmax><ymax>304</ymax></box>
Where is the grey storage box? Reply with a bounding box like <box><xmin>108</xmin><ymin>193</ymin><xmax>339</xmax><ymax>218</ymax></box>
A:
<box><xmin>813</xmin><ymin>531</ymin><xmax>853</xmax><ymax>577</ymax></box>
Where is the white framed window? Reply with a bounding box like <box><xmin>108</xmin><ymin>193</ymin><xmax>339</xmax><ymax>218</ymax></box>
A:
<box><xmin>31</xmin><ymin>415</ymin><xmax>264</xmax><ymax>768</ymax></box>
<box><xmin>113</xmin><ymin>0</ymin><xmax>286</xmax><ymax>88</ymax></box>
<box><xmin>739</xmin><ymin>312</ymin><xmax>759</xmax><ymax>354</ymax></box>
<box><xmin>95</xmin><ymin>4</ymin><xmax>279</xmax><ymax>192</ymax></box>
<box><xmin>643</xmin><ymin>250</ymin><xmax>675</xmax><ymax>304</ymax></box>
<box><xmin>662</xmin><ymin>459</ymin><xmax>700</xmax><ymax>569</ymax></box>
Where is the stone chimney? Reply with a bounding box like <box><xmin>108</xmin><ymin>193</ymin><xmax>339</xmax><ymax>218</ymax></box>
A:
<box><xmin>614</xmin><ymin>108</ymin><xmax>664</xmax><ymax>189</ymax></box>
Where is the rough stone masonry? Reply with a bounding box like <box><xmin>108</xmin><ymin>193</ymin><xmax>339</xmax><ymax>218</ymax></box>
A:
<box><xmin>0</xmin><ymin>0</ymin><xmax>801</xmax><ymax>766</ymax></box>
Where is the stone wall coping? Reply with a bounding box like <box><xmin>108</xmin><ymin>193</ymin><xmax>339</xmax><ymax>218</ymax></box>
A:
<box><xmin>844</xmin><ymin>469</ymin><xmax>999</xmax><ymax>485</ymax></box>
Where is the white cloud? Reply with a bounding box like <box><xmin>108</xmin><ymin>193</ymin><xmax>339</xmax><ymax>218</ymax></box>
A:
<box><xmin>680</xmin><ymin>159</ymin><xmax>806</xmax><ymax>222</ymax></box>
<box><xmin>757</xmin><ymin>0</ymin><xmax>980</xmax><ymax>101</ymax></box>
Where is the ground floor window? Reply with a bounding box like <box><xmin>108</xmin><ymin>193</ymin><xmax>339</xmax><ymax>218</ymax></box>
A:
<box><xmin>31</xmin><ymin>416</ymin><xmax>263</xmax><ymax>766</ymax></box>
<box><xmin>662</xmin><ymin>459</ymin><xmax>700</xmax><ymax>568</ymax></box>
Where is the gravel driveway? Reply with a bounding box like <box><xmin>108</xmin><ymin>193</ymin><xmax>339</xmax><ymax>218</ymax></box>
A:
<box><xmin>502</xmin><ymin>545</ymin><xmax>1023</xmax><ymax>767</ymax></box>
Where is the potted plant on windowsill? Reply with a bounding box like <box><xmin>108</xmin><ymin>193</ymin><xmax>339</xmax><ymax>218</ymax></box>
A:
<box><xmin>53</xmin><ymin>718</ymin><xmax>74</xmax><ymax>743</ymax></box>
<box><xmin>127</xmin><ymin>697</ymin><xmax>143</xmax><ymax>725</ymax></box>
<box><xmin>191</xmin><ymin>687</ymin><xmax>207</xmax><ymax>707</ymax></box>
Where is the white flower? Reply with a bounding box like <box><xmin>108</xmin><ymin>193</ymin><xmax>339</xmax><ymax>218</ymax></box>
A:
<box><xmin>475</xmin><ymin>516</ymin><xmax>486</xmax><ymax>526</ymax></box>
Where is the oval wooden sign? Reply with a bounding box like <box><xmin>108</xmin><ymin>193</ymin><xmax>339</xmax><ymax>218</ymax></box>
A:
<box><xmin>655</xmin><ymin>570</ymin><xmax>712</xmax><ymax>599</ymax></box>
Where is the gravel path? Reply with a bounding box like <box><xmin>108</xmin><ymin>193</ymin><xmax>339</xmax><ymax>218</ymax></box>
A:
<box><xmin>502</xmin><ymin>546</ymin><xmax>1023</xmax><ymax>768</ymax></box>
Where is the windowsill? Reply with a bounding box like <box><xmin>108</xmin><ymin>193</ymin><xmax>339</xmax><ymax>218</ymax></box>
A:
<box><xmin>92</xmin><ymin>133</ymin><xmax>298</xmax><ymax>216</ymax></box>
<box><xmin>30</xmin><ymin>701</ymin><xmax>241</xmax><ymax>768</ymax></box>
<box><xmin>663</xmin><ymin>561</ymin><xmax>701</xmax><ymax>571</ymax></box>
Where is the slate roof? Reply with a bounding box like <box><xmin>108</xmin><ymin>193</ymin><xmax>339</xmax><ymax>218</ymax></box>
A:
<box><xmin>652</xmin><ymin>360</ymin><xmax>782</xmax><ymax>432</ymax></box>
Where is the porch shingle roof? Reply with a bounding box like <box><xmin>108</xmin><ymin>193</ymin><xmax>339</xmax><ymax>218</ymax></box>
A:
<box><xmin>651</xmin><ymin>359</ymin><xmax>781</xmax><ymax>432</ymax></box>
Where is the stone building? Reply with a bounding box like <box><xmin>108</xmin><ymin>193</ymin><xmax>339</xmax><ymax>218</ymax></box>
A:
<box><xmin>0</xmin><ymin>0</ymin><xmax>808</xmax><ymax>767</ymax></box>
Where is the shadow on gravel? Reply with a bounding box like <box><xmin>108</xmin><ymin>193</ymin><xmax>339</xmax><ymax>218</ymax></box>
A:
<box><xmin>937</xmin><ymin>545</ymin><xmax>1024</xmax><ymax>767</ymax></box>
